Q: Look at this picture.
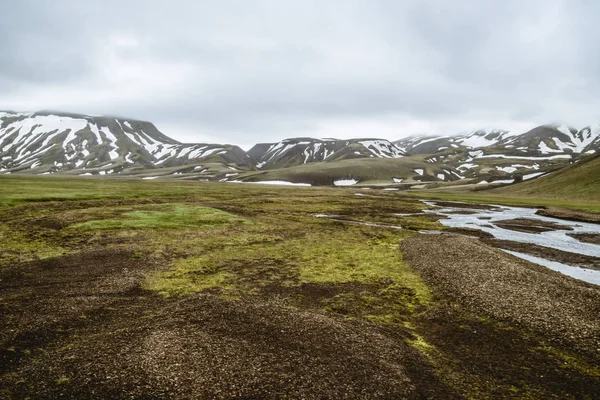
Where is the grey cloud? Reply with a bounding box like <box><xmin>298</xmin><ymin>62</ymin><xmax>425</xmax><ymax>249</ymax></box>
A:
<box><xmin>1</xmin><ymin>0</ymin><xmax>599</xmax><ymax>144</ymax></box>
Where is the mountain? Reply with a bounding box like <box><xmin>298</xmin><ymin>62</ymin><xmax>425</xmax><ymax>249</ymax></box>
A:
<box><xmin>395</xmin><ymin>125</ymin><xmax>599</xmax><ymax>156</ymax></box>
<box><xmin>248</xmin><ymin>138</ymin><xmax>405</xmax><ymax>169</ymax></box>
<box><xmin>0</xmin><ymin>111</ymin><xmax>253</xmax><ymax>179</ymax></box>
<box><xmin>2</xmin><ymin>110</ymin><xmax>600</xmax><ymax>188</ymax></box>
<box><xmin>391</xmin><ymin>124</ymin><xmax>600</xmax><ymax>186</ymax></box>
<box><xmin>394</xmin><ymin>129</ymin><xmax>513</xmax><ymax>155</ymax></box>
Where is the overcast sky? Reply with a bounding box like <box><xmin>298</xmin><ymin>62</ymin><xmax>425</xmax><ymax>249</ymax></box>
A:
<box><xmin>1</xmin><ymin>0</ymin><xmax>598</xmax><ymax>147</ymax></box>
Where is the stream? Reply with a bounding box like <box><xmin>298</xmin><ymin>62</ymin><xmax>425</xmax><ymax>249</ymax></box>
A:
<box><xmin>314</xmin><ymin>199</ymin><xmax>600</xmax><ymax>286</ymax></box>
<box><xmin>422</xmin><ymin>201</ymin><xmax>600</xmax><ymax>285</ymax></box>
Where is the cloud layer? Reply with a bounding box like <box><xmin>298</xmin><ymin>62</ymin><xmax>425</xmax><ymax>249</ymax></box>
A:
<box><xmin>1</xmin><ymin>0</ymin><xmax>598</xmax><ymax>146</ymax></box>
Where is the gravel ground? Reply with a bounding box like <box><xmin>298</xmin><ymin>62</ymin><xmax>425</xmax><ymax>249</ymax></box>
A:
<box><xmin>0</xmin><ymin>248</ymin><xmax>456</xmax><ymax>399</ymax></box>
<box><xmin>568</xmin><ymin>232</ymin><xmax>600</xmax><ymax>245</ymax></box>
<box><xmin>401</xmin><ymin>233</ymin><xmax>600</xmax><ymax>356</ymax></box>
<box><xmin>494</xmin><ymin>217</ymin><xmax>573</xmax><ymax>233</ymax></box>
<box><xmin>481</xmin><ymin>238</ymin><xmax>600</xmax><ymax>270</ymax></box>
<box><xmin>536</xmin><ymin>207</ymin><xmax>600</xmax><ymax>223</ymax></box>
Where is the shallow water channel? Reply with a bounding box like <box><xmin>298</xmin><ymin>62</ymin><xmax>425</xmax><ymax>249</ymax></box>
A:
<box><xmin>314</xmin><ymin>199</ymin><xmax>600</xmax><ymax>285</ymax></box>
<box><xmin>421</xmin><ymin>201</ymin><xmax>600</xmax><ymax>285</ymax></box>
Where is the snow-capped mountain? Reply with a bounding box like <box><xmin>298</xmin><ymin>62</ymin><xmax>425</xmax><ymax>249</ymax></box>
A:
<box><xmin>0</xmin><ymin>111</ymin><xmax>252</xmax><ymax>175</ymax></box>
<box><xmin>2</xmin><ymin>110</ymin><xmax>599</xmax><ymax>187</ymax></box>
<box><xmin>393</xmin><ymin>124</ymin><xmax>600</xmax><ymax>186</ymax></box>
<box><xmin>395</xmin><ymin>125</ymin><xmax>599</xmax><ymax>157</ymax></box>
<box><xmin>248</xmin><ymin>138</ymin><xmax>404</xmax><ymax>169</ymax></box>
<box><xmin>394</xmin><ymin>129</ymin><xmax>513</xmax><ymax>155</ymax></box>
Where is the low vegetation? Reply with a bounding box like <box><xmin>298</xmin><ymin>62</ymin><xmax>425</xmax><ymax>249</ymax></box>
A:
<box><xmin>234</xmin><ymin>156</ymin><xmax>447</xmax><ymax>185</ymax></box>
<box><xmin>1</xmin><ymin>175</ymin><xmax>598</xmax><ymax>399</ymax></box>
<box><xmin>72</xmin><ymin>204</ymin><xmax>249</xmax><ymax>230</ymax></box>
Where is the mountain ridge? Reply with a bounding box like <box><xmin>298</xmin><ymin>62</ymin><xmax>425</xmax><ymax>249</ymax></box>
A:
<box><xmin>2</xmin><ymin>110</ymin><xmax>599</xmax><ymax>187</ymax></box>
<box><xmin>0</xmin><ymin>110</ymin><xmax>253</xmax><ymax>178</ymax></box>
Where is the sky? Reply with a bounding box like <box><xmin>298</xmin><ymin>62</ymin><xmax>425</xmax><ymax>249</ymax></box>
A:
<box><xmin>1</xmin><ymin>0</ymin><xmax>599</xmax><ymax>148</ymax></box>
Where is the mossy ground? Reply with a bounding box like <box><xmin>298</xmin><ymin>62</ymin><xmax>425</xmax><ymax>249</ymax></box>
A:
<box><xmin>1</xmin><ymin>175</ymin><xmax>598</xmax><ymax>399</ymax></box>
<box><xmin>72</xmin><ymin>204</ymin><xmax>249</xmax><ymax>230</ymax></box>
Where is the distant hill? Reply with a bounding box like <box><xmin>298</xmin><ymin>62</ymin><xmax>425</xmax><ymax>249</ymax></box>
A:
<box><xmin>229</xmin><ymin>156</ymin><xmax>463</xmax><ymax>187</ymax></box>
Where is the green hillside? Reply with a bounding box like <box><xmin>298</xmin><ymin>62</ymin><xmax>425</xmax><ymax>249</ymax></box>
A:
<box><xmin>495</xmin><ymin>153</ymin><xmax>600</xmax><ymax>199</ymax></box>
<box><xmin>235</xmin><ymin>156</ymin><xmax>459</xmax><ymax>186</ymax></box>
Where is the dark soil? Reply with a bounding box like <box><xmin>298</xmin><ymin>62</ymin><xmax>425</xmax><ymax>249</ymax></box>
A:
<box><xmin>401</xmin><ymin>233</ymin><xmax>600</xmax><ymax>398</ymax></box>
<box><xmin>0</xmin><ymin>247</ymin><xmax>457</xmax><ymax>400</ymax></box>
<box><xmin>536</xmin><ymin>207</ymin><xmax>600</xmax><ymax>224</ymax></box>
<box><xmin>482</xmin><ymin>238</ymin><xmax>600</xmax><ymax>270</ymax></box>
<box><xmin>444</xmin><ymin>227</ymin><xmax>495</xmax><ymax>239</ymax></box>
<box><xmin>2</xmin><ymin>191</ymin><xmax>599</xmax><ymax>399</ymax></box>
<box><xmin>494</xmin><ymin>217</ymin><xmax>573</xmax><ymax>233</ymax></box>
<box><xmin>568</xmin><ymin>232</ymin><xmax>600</xmax><ymax>245</ymax></box>
<box><xmin>427</xmin><ymin>201</ymin><xmax>500</xmax><ymax>210</ymax></box>
<box><xmin>415</xmin><ymin>305</ymin><xmax>600</xmax><ymax>399</ymax></box>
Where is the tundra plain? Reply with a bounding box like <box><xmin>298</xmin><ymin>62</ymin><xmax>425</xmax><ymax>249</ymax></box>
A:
<box><xmin>1</xmin><ymin>176</ymin><xmax>599</xmax><ymax>399</ymax></box>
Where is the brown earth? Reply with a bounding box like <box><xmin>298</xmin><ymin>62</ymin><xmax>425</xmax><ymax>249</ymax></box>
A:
<box><xmin>482</xmin><ymin>238</ymin><xmax>600</xmax><ymax>270</ymax></box>
<box><xmin>568</xmin><ymin>232</ymin><xmax>600</xmax><ymax>245</ymax></box>
<box><xmin>444</xmin><ymin>227</ymin><xmax>495</xmax><ymax>239</ymax></box>
<box><xmin>427</xmin><ymin>201</ymin><xmax>499</xmax><ymax>210</ymax></box>
<box><xmin>536</xmin><ymin>207</ymin><xmax>600</xmax><ymax>224</ymax></box>
<box><xmin>0</xmin><ymin>247</ymin><xmax>455</xmax><ymax>399</ymax></box>
<box><xmin>401</xmin><ymin>234</ymin><xmax>600</xmax><ymax>356</ymax></box>
<box><xmin>494</xmin><ymin>218</ymin><xmax>573</xmax><ymax>233</ymax></box>
<box><xmin>2</xmin><ymin>192</ymin><xmax>600</xmax><ymax>399</ymax></box>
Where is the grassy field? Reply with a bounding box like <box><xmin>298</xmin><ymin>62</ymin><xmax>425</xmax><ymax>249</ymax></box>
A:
<box><xmin>1</xmin><ymin>175</ymin><xmax>599</xmax><ymax>399</ymax></box>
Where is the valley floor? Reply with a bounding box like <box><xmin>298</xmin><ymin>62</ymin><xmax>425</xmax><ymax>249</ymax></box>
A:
<box><xmin>0</xmin><ymin>176</ymin><xmax>599</xmax><ymax>399</ymax></box>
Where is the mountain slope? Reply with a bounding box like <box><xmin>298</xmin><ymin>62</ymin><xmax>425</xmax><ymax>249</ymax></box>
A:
<box><xmin>248</xmin><ymin>138</ymin><xmax>405</xmax><ymax>169</ymax></box>
<box><xmin>394</xmin><ymin>129</ymin><xmax>514</xmax><ymax>155</ymax></box>
<box><xmin>395</xmin><ymin>125</ymin><xmax>598</xmax><ymax>157</ymax></box>
<box><xmin>230</xmin><ymin>156</ymin><xmax>465</xmax><ymax>187</ymax></box>
<box><xmin>0</xmin><ymin>111</ymin><xmax>253</xmax><ymax>176</ymax></box>
<box><xmin>391</xmin><ymin>124</ymin><xmax>600</xmax><ymax>187</ymax></box>
<box><xmin>495</xmin><ymin>153</ymin><xmax>600</xmax><ymax>199</ymax></box>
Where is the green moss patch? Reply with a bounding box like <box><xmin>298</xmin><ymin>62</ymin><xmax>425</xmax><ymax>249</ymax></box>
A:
<box><xmin>71</xmin><ymin>204</ymin><xmax>249</xmax><ymax>230</ymax></box>
<box><xmin>0</xmin><ymin>225</ymin><xmax>66</xmax><ymax>264</ymax></box>
<box><xmin>145</xmin><ymin>224</ymin><xmax>431</xmax><ymax>325</ymax></box>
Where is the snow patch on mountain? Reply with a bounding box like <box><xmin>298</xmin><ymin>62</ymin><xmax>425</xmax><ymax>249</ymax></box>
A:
<box><xmin>249</xmin><ymin>138</ymin><xmax>404</xmax><ymax>169</ymax></box>
<box><xmin>358</xmin><ymin>140</ymin><xmax>404</xmax><ymax>158</ymax></box>
<box><xmin>523</xmin><ymin>172</ymin><xmax>545</xmax><ymax>180</ymax></box>
<box><xmin>0</xmin><ymin>111</ymin><xmax>251</xmax><ymax>173</ymax></box>
<box><xmin>334</xmin><ymin>179</ymin><xmax>358</xmax><ymax>186</ymax></box>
